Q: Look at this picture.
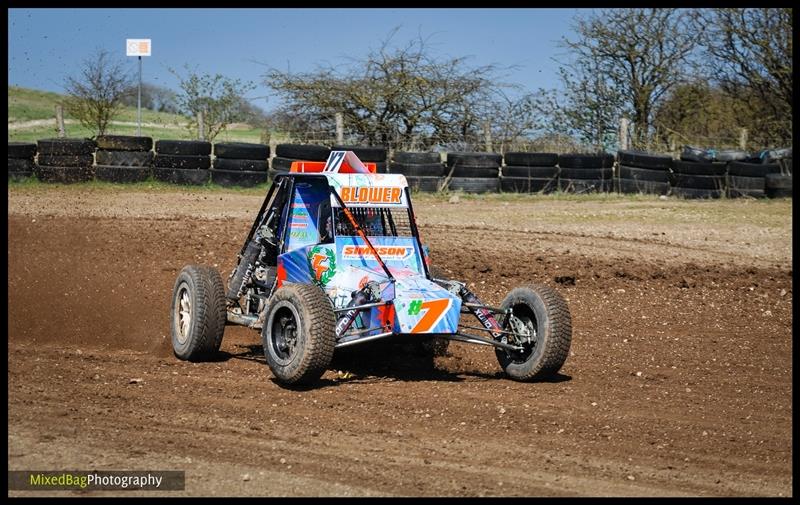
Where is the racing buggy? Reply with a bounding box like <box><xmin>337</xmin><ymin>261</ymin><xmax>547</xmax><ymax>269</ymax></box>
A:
<box><xmin>170</xmin><ymin>151</ymin><xmax>572</xmax><ymax>385</ymax></box>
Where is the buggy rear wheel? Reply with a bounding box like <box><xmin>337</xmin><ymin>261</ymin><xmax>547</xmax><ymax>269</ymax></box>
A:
<box><xmin>171</xmin><ymin>265</ymin><xmax>227</xmax><ymax>361</ymax></box>
<box><xmin>495</xmin><ymin>284</ymin><xmax>572</xmax><ymax>380</ymax></box>
<box><xmin>262</xmin><ymin>284</ymin><xmax>336</xmax><ymax>386</ymax></box>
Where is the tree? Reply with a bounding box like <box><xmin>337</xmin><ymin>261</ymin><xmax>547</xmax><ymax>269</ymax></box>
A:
<box><xmin>263</xmin><ymin>30</ymin><xmax>511</xmax><ymax>149</ymax></box>
<box><xmin>560</xmin><ymin>9</ymin><xmax>703</xmax><ymax>148</ymax></box>
<box><xmin>696</xmin><ymin>8</ymin><xmax>792</xmax><ymax>145</ymax></box>
<box><xmin>62</xmin><ymin>49</ymin><xmax>133</xmax><ymax>135</ymax></box>
<box><xmin>555</xmin><ymin>53</ymin><xmax>627</xmax><ymax>151</ymax></box>
<box><xmin>234</xmin><ymin>96</ymin><xmax>269</xmax><ymax>126</ymax></box>
<box><xmin>120</xmin><ymin>82</ymin><xmax>180</xmax><ymax>114</ymax></box>
<box><xmin>169</xmin><ymin>65</ymin><xmax>257</xmax><ymax>141</ymax></box>
<box><xmin>652</xmin><ymin>81</ymin><xmax>750</xmax><ymax>150</ymax></box>
<box><xmin>487</xmin><ymin>89</ymin><xmax>563</xmax><ymax>153</ymax></box>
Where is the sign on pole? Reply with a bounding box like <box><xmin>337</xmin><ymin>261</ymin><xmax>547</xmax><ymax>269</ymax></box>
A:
<box><xmin>126</xmin><ymin>39</ymin><xmax>151</xmax><ymax>57</ymax></box>
<box><xmin>126</xmin><ymin>39</ymin><xmax>151</xmax><ymax>136</ymax></box>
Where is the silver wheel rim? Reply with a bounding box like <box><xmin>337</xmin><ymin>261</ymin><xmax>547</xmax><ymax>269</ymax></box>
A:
<box><xmin>175</xmin><ymin>285</ymin><xmax>192</xmax><ymax>345</ymax></box>
<box><xmin>503</xmin><ymin>304</ymin><xmax>538</xmax><ymax>363</ymax></box>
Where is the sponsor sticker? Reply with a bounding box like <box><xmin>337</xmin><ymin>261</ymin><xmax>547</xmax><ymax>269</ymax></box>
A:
<box><xmin>339</xmin><ymin>186</ymin><xmax>402</xmax><ymax>204</ymax></box>
<box><xmin>342</xmin><ymin>245</ymin><xmax>411</xmax><ymax>261</ymax></box>
<box><xmin>404</xmin><ymin>298</ymin><xmax>452</xmax><ymax>333</ymax></box>
<box><xmin>307</xmin><ymin>246</ymin><xmax>337</xmax><ymax>285</ymax></box>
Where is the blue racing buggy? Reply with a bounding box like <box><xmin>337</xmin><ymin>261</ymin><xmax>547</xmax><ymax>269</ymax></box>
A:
<box><xmin>170</xmin><ymin>151</ymin><xmax>572</xmax><ymax>386</ymax></box>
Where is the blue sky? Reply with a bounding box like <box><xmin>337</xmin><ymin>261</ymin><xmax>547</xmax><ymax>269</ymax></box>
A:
<box><xmin>8</xmin><ymin>8</ymin><xmax>589</xmax><ymax>111</ymax></box>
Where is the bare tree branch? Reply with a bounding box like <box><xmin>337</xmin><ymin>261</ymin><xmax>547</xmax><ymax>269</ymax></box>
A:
<box><xmin>560</xmin><ymin>9</ymin><xmax>703</xmax><ymax>148</ymax></box>
<box><xmin>263</xmin><ymin>30</ymin><xmax>524</xmax><ymax>150</ymax></box>
<box><xmin>169</xmin><ymin>65</ymin><xmax>256</xmax><ymax>141</ymax></box>
<box><xmin>696</xmin><ymin>8</ymin><xmax>792</xmax><ymax>143</ymax></box>
<box><xmin>62</xmin><ymin>49</ymin><xmax>133</xmax><ymax>136</ymax></box>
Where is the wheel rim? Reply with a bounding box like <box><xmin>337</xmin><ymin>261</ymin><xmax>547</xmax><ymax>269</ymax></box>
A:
<box><xmin>174</xmin><ymin>283</ymin><xmax>192</xmax><ymax>345</ymax></box>
<box><xmin>268</xmin><ymin>302</ymin><xmax>301</xmax><ymax>366</ymax></box>
<box><xmin>503</xmin><ymin>303</ymin><xmax>538</xmax><ymax>363</ymax></box>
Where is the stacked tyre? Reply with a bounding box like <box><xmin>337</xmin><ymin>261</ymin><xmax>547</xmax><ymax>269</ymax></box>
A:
<box><xmin>557</xmin><ymin>153</ymin><xmax>614</xmax><ymax>193</ymax></box>
<box><xmin>8</xmin><ymin>142</ymin><xmax>37</xmax><ymax>180</ymax></box>
<box><xmin>500</xmin><ymin>152</ymin><xmax>559</xmax><ymax>193</ymax></box>
<box><xmin>713</xmin><ymin>149</ymin><xmax>749</xmax><ymax>162</ymax></box>
<box><xmin>766</xmin><ymin>147</ymin><xmax>792</xmax><ymax>175</ymax></box>
<box><xmin>332</xmin><ymin>145</ymin><xmax>388</xmax><ymax>173</ymax></box>
<box><xmin>615</xmin><ymin>150</ymin><xmax>672</xmax><ymax>195</ymax></box>
<box><xmin>389</xmin><ymin>151</ymin><xmax>444</xmax><ymax>192</ymax></box>
<box><xmin>442</xmin><ymin>152</ymin><xmax>501</xmax><ymax>193</ymax></box>
<box><xmin>726</xmin><ymin>161</ymin><xmax>782</xmax><ymax>198</ymax></box>
<box><xmin>765</xmin><ymin>173</ymin><xmax>792</xmax><ymax>199</ymax></box>
<box><xmin>94</xmin><ymin>135</ymin><xmax>153</xmax><ymax>183</ymax></box>
<box><xmin>670</xmin><ymin>160</ymin><xmax>727</xmax><ymax>199</ymax></box>
<box><xmin>271</xmin><ymin>144</ymin><xmax>331</xmax><ymax>178</ymax></box>
<box><xmin>35</xmin><ymin>138</ymin><xmax>96</xmax><ymax>183</ymax></box>
<box><xmin>211</xmin><ymin>142</ymin><xmax>270</xmax><ymax>187</ymax></box>
<box><xmin>153</xmin><ymin>140</ymin><xmax>212</xmax><ymax>185</ymax></box>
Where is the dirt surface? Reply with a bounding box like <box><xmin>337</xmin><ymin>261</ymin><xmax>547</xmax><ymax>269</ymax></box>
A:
<box><xmin>8</xmin><ymin>186</ymin><xmax>793</xmax><ymax>496</ymax></box>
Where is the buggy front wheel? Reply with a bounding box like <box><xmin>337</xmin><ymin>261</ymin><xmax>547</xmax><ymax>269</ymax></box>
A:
<box><xmin>262</xmin><ymin>284</ymin><xmax>336</xmax><ymax>386</ymax></box>
<box><xmin>495</xmin><ymin>284</ymin><xmax>572</xmax><ymax>380</ymax></box>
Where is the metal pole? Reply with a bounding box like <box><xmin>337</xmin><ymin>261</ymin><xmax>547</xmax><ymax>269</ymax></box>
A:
<box><xmin>137</xmin><ymin>55</ymin><xmax>142</xmax><ymax>136</ymax></box>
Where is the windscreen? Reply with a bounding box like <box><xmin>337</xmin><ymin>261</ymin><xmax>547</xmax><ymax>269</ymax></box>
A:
<box><xmin>334</xmin><ymin>207</ymin><xmax>413</xmax><ymax>237</ymax></box>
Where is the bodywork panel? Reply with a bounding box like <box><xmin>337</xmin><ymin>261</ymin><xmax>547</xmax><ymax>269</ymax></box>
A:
<box><xmin>277</xmin><ymin>236</ymin><xmax>460</xmax><ymax>335</ymax></box>
<box><xmin>274</xmin><ymin>170</ymin><xmax>459</xmax><ymax>337</ymax></box>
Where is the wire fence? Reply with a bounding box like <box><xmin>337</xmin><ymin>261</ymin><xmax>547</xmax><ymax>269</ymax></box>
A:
<box><xmin>262</xmin><ymin>129</ymin><xmax>607</xmax><ymax>158</ymax></box>
<box><xmin>262</xmin><ymin>127</ymin><xmax>791</xmax><ymax>161</ymax></box>
<box><xmin>21</xmin><ymin>102</ymin><xmax>789</xmax><ymax>160</ymax></box>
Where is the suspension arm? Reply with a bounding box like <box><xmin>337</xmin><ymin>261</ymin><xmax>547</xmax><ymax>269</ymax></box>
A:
<box><xmin>456</xmin><ymin>283</ymin><xmax>506</xmax><ymax>339</ymax></box>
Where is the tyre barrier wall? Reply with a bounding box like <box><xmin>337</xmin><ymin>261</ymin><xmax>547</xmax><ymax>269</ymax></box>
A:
<box><xmin>95</xmin><ymin>135</ymin><xmax>153</xmax><ymax>183</ymax></box>
<box><xmin>441</xmin><ymin>152</ymin><xmax>501</xmax><ymax>193</ymax></box>
<box><xmin>212</xmin><ymin>142</ymin><xmax>270</xmax><ymax>188</ymax></box>
<box><xmin>8</xmin><ymin>141</ymin><xmax>37</xmax><ymax>181</ymax></box>
<box><xmin>35</xmin><ymin>138</ymin><xmax>96</xmax><ymax>183</ymax></box>
<box><xmin>8</xmin><ymin>140</ymin><xmax>793</xmax><ymax>198</ymax></box>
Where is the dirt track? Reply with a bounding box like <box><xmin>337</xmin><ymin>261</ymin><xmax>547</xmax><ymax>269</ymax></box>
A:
<box><xmin>7</xmin><ymin>186</ymin><xmax>793</xmax><ymax>496</ymax></box>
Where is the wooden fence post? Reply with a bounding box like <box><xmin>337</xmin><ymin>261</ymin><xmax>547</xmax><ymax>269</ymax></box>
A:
<box><xmin>55</xmin><ymin>104</ymin><xmax>66</xmax><ymax>138</ymax></box>
<box><xmin>197</xmin><ymin>110</ymin><xmax>206</xmax><ymax>141</ymax></box>
<box><xmin>335</xmin><ymin>113</ymin><xmax>344</xmax><ymax>145</ymax></box>
<box><xmin>483</xmin><ymin>121</ymin><xmax>492</xmax><ymax>152</ymax></box>
<box><xmin>619</xmin><ymin>117</ymin><xmax>630</xmax><ymax>151</ymax></box>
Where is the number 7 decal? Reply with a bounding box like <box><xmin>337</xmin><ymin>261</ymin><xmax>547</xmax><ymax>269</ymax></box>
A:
<box><xmin>324</xmin><ymin>151</ymin><xmax>345</xmax><ymax>172</ymax></box>
<box><xmin>410</xmin><ymin>299</ymin><xmax>452</xmax><ymax>333</ymax></box>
